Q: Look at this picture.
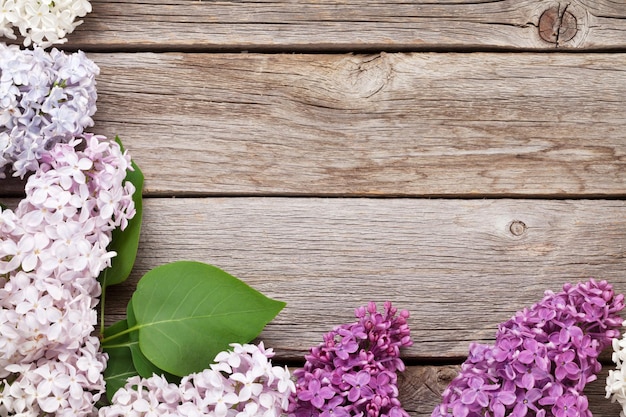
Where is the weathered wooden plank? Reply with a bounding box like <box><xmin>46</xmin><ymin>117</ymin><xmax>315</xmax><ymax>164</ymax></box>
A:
<box><xmin>101</xmin><ymin>197</ymin><xmax>626</xmax><ymax>360</ymax></box>
<box><xmin>5</xmin><ymin>52</ymin><xmax>625</xmax><ymax>198</ymax></box>
<box><xmin>80</xmin><ymin>52</ymin><xmax>626</xmax><ymax>197</ymax></box>
<box><xmin>63</xmin><ymin>1</ymin><xmax>626</xmax><ymax>51</ymax></box>
<box><xmin>398</xmin><ymin>366</ymin><xmax>621</xmax><ymax>416</ymax></box>
<box><xmin>0</xmin><ymin>178</ymin><xmax>23</xmax><ymax>196</ymax></box>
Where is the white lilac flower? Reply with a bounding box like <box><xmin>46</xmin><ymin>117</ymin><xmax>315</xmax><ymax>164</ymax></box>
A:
<box><xmin>99</xmin><ymin>343</ymin><xmax>295</xmax><ymax>417</ymax></box>
<box><xmin>0</xmin><ymin>0</ymin><xmax>92</xmax><ymax>47</ymax></box>
<box><xmin>607</xmin><ymin>332</ymin><xmax>626</xmax><ymax>417</ymax></box>
<box><xmin>0</xmin><ymin>135</ymin><xmax>136</xmax><ymax>416</ymax></box>
<box><xmin>0</xmin><ymin>42</ymin><xmax>99</xmax><ymax>178</ymax></box>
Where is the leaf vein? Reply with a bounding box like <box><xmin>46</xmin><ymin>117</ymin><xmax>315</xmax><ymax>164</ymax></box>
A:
<box><xmin>142</xmin><ymin>308</ymin><xmax>275</xmax><ymax>327</ymax></box>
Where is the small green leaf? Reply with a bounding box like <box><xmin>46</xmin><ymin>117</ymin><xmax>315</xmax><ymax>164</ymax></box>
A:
<box><xmin>99</xmin><ymin>136</ymin><xmax>144</xmax><ymax>288</ymax></box>
<box><xmin>131</xmin><ymin>261</ymin><xmax>285</xmax><ymax>376</ymax></box>
<box><xmin>102</xmin><ymin>320</ymin><xmax>138</xmax><ymax>402</ymax></box>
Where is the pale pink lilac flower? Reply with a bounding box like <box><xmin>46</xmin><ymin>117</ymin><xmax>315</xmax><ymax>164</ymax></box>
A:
<box><xmin>98</xmin><ymin>342</ymin><xmax>295</xmax><ymax>417</ymax></box>
<box><xmin>0</xmin><ymin>134</ymin><xmax>136</xmax><ymax>416</ymax></box>
<box><xmin>0</xmin><ymin>42</ymin><xmax>99</xmax><ymax>178</ymax></box>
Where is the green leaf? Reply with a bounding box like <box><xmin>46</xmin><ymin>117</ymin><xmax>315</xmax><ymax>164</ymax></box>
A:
<box><xmin>126</xmin><ymin>302</ymin><xmax>177</xmax><ymax>380</ymax></box>
<box><xmin>130</xmin><ymin>261</ymin><xmax>285</xmax><ymax>376</ymax></box>
<box><xmin>102</xmin><ymin>313</ymin><xmax>178</xmax><ymax>401</ymax></box>
<box><xmin>99</xmin><ymin>136</ymin><xmax>144</xmax><ymax>288</ymax></box>
<box><xmin>102</xmin><ymin>320</ymin><xmax>138</xmax><ymax>402</ymax></box>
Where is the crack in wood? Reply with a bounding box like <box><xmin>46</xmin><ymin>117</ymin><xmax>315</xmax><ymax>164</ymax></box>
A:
<box><xmin>555</xmin><ymin>3</ymin><xmax>569</xmax><ymax>47</ymax></box>
<box><xmin>538</xmin><ymin>2</ymin><xmax>578</xmax><ymax>47</ymax></box>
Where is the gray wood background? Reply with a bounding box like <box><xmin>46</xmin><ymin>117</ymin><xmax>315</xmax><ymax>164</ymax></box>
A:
<box><xmin>2</xmin><ymin>1</ymin><xmax>626</xmax><ymax>415</ymax></box>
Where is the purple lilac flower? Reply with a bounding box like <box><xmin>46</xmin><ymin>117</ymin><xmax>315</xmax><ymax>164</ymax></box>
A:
<box><xmin>512</xmin><ymin>387</ymin><xmax>542</xmax><ymax>417</ymax></box>
<box><xmin>0</xmin><ymin>42</ymin><xmax>99</xmax><ymax>178</ymax></box>
<box><xmin>344</xmin><ymin>369</ymin><xmax>374</xmax><ymax>402</ymax></box>
<box><xmin>431</xmin><ymin>279</ymin><xmax>624</xmax><ymax>417</ymax></box>
<box><xmin>298</xmin><ymin>376</ymin><xmax>336</xmax><ymax>408</ymax></box>
<box><xmin>289</xmin><ymin>301</ymin><xmax>412</xmax><ymax>417</ymax></box>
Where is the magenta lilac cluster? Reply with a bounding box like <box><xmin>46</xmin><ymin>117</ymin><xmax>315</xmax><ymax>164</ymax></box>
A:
<box><xmin>289</xmin><ymin>301</ymin><xmax>412</xmax><ymax>417</ymax></box>
<box><xmin>432</xmin><ymin>279</ymin><xmax>624</xmax><ymax>417</ymax></box>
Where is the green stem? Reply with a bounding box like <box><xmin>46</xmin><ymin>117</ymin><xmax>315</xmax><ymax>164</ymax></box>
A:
<box><xmin>102</xmin><ymin>342</ymin><xmax>136</xmax><ymax>349</ymax></box>
<box><xmin>101</xmin><ymin>325</ymin><xmax>141</xmax><ymax>346</ymax></box>
<box><xmin>100</xmin><ymin>271</ymin><xmax>107</xmax><ymax>336</ymax></box>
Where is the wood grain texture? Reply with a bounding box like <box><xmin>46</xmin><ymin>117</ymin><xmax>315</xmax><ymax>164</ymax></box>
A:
<box><xmin>1</xmin><ymin>1</ymin><xmax>625</xmax><ymax>416</ymax></box>
<box><xmin>398</xmin><ymin>366</ymin><xmax>622</xmax><ymax>416</ymax></box>
<box><xmin>100</xmin><ymin>197</ymin><xmax>626</xmax><ymax>360</ymax></box>
<box><xmin>80</xmin><ymin>52</ymin><xmax>626</xmax><ymax>197</ymax></box>
<box><xmin>62</xmin><ymin>1</ymin><xmax>626</xmax><ymax>52</ymax></box>
<box><xmin>0</xmin><ymin>178</ymin><xmax>25</xmax><ymax>196</ymax></box>
<box><xmin>5</xmin><ymin>52</ymin><xmax>626</xmax><ymax>198</ymax></box>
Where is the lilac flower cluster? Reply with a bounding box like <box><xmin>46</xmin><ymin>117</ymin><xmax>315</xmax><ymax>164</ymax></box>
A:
<box><xmin>0</xmin><ymin>134</ymin><xmax>136</xmax><ymax>416</ymax></box>
<box><xmin>289</xmin><ymin>301</ymin><xmax>412</xmax><ymax>417</ymax></box>
<box><xmin>606</xmin><ymin>324</ymin><xmax>626</xmax><ymax>415</ymax></box>
<box><xmin>99</xmin><ymin>343</ymin><xmax>295</xmax><ymax>417</ymax></box>
<box><xmin>432</xmin><ymin>279</ymin><xmax>624</xmax><ymax>417</ymax></box>
<box><xmin>0</xmin><ymin>42</ymin><xmax>99</xmax><ymax>178</ymax></box>
<box><xmin>0</xmin><ymin>0</ymin><xmax>92</xmax><ymax>47</ymax></box>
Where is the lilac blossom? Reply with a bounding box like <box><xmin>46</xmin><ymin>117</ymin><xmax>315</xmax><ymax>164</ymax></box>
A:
<box><xmin>0</xmin><ymin>42</ymin><xmax>99</xmax><ymax>178</ymax></box>
<box><xmin>606</xmin><ymin>321</ymin><xmax>626</xmax><ymax>416</ymax></box>
<box><xmin>289</xmin><ymin>301</ymin><xmax>413</xmax><ymax>417</ymax></box>
<box><xmin>98</xmin><ymin>342</ymin><xmax>295</xmax><ymax>417</ymax></box>
<box><xmin>432</xmin><ymin>279</ymin><xmax>624</xmax><ymax>417</ymax></box>
<box><xmin>0</xmin><ymin>135</ymin><xmax>136</xmax><ymax>416</ymax></box>
<box><xmin>343</xmin><ymin>370</ymin><xmax>374</xmax><ymax>402</ymax></box>
<box><xmin>0</xmin><ymin>0</ymin><xmax>92</xmax><ymax>47</ymax></box>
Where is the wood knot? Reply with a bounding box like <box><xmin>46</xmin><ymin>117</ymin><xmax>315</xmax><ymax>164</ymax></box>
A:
<box><xmin>538</xmin><ymin>5</ymin><xmax>577</xmax><ymax>46</ymax></box>
<box><xmin>509</xmin><ymin>220</ymin><xmax>527</xmax><ymax>237</ymax></box>
<box><xmin>437</xmin><ymin>367</ymin><xmax>458</xmax><ymax>387</ymax></box>
<box><xmin>340</xmin><ymin>53</ymin><xmax>392</xmax><ymax>100</ymax></box>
